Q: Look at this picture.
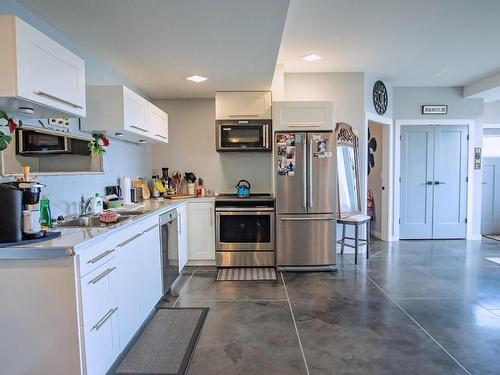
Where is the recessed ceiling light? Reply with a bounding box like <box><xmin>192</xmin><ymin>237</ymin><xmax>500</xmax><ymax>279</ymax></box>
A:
<box><xmin>302</xmin><ymin>53</ymin><xmax>321</xmax><ymax>62</ymax></box>
<box><xmin>433</xmin><ymin>68</ymin><xmax>445</xmax><ymax>77</ymax></box>
<box><xmin>187</xmin><ymin>75</ymin><xmax>208</xmax><ymax>82</ymax></box>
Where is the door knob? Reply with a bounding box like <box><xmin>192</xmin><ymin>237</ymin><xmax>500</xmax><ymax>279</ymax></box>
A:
<box><xmin>434</xmin><ymin>181</ymin><xmax>445</xmax><ymax>185</ymax></box>
<box><xmin>426</xmin><ymin>181</ymin><xmax>433</xmax><ymax>185</ymax></box>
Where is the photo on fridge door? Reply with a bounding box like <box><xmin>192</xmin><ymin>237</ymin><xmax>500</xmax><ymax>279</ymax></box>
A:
<box><xmin>277</xmin><ymin>133</ymin><xmax>296</xmax><ymax>176</ymax></box>
<box><xmin>313</xmin><ymin>135</ymin><xmax>333</xmax><ymax>158</ymax></box>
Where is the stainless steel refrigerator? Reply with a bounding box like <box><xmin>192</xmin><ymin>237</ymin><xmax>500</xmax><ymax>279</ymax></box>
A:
<box><xmin>275</xmin><ymin>131</ymin><xmax>336</xmax><ymax>269</ymax></box>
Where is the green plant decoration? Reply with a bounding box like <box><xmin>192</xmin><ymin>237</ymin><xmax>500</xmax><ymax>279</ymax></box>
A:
<box><xmin>88</xmin><ymin>133</ymin><xmax>110</xmax><ymax>156</ymax></box>
<box><xmin>0</xmin><ymin>110</ymin><xmax>22</xmax><ymax>151</ymax></box>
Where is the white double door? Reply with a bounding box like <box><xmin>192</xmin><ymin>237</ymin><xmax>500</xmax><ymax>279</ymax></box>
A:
<box><xmin>400</xmin><ymin>125</ymin><xmax>468</xmax><ymax>239</ymax></box>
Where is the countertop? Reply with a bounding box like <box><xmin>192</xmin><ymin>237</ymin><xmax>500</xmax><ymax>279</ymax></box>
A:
<box><xmin>0</xmin><ymin>197</ymin><xmax>215</xmax><ymax>259</ymax></box>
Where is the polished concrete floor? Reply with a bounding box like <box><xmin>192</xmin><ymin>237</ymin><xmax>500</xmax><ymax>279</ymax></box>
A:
<box><xmin>166</xmin><ymin>238</ymin><xmax>500</xmax><ymax>374</ymax></box>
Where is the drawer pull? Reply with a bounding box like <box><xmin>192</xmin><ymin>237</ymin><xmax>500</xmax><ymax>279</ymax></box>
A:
<box><xmin>88</xmin><ymin>267</ymin><xmax>116</xmax><ymax>285</ymax></box>
<box><xmin>87</xmin><ymin>249</ymin><xmax>115</xmax><ymax>264</ymax></box>
<box><xmin>92</xmin><ymin>307</ymin><xmax>118</xmax><ymax>331</ymax></box>
<box><xmin>117</xmin><ymin>232</ymin><xmax>143</xmax><ymax>247</ymax></box>
<box><xmin>143</xmin><ymin>224</ymin><xmax>159</xmax><ymax>233</ymax></box>
<box><xmin>34</xmin><ymin>90</ymin><xmax>83</xmax><ymax>109</ymax></box>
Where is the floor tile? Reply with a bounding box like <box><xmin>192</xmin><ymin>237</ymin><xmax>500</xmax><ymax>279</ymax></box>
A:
<box><xmin>178</xmin><ymin>300</ymin><xmax>306</xmax><ymax>375</ymax></box>
<box><xmin>283</xmin><ymin>272</ymin><xmax>466</xmax><ymax>375</ymax></box>
<box><xmin>397</xmin><ymin>298</ymin><xmax>500</xmax><ymax>375</ymax></box>
<box><xmin>177</xmin><ymin>269</ymin><xmax>287</xmax><ymax>302</ymax></box>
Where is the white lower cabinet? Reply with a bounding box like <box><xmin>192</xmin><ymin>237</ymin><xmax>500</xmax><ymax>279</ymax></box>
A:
<box><xmin>187</xmin><ymin>202</ymin><xmax>215</xmax><ymax>262</ymax></box>
<box><xmin>138</xmin><ymin>224</ymin><xmax>163</xmax><ymax>317</ymax></box>
<box><xmin>115</xmin><ymin>219</ymin><xmax>161</xmax><ymax>349</ymax></box>
<box><xmin>79</xmin><ymin>218</ymin><xmax>162</xmax><ymax>374</ymax></box>
<box><xmin>80</xmin><ymin>260</ymin><xmax>119</xmax><ymax>375</ymax></box>
<box><xmin>177</xmin><ymin>203</ymin><xmax>188</xmax><ymax>271</ymax></box>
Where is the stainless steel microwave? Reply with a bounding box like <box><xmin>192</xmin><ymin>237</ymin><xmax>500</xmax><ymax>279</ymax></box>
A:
<box><xmin>216</xmin><ymin>120</ymin><xmax>272</xmax><ymax>152</ymax></box>
<box><xmin>16</xmin><ymin>128</ymin><xmax>89</xmax><ymax>156</ymax></box>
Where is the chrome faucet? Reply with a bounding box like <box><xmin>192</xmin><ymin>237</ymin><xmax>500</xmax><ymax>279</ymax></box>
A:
<box><xmin>80</xmin><ymin>196</ymin><xmax>94</xmax><ymax>216</ymax></box>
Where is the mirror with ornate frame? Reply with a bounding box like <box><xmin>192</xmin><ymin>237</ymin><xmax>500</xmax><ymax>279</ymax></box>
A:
<box><xmin>335</xmin><ymin>122</ymin><xmax>361</xmax><ymax>218</ymax></box>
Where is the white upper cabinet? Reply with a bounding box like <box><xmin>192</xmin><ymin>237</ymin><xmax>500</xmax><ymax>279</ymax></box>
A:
<box><xmin>0</xmin><ymin>16</ymin><xmax>86</xmax><ymax>118</ymax></box>
<box><xmin>216</xmin><ymin>91</ymin><xmax>272</xmax><ymax>120</ymax></box>
<box><xmin>148</xmin><ymin>102</ymin><xmax>169</xmax><ymax>142</ymax></box>
<box><xmin>272</xmin><ymin>101</ymin><xmax>334</xmax><ymax>131</ymax></box>
<box><xmin>123</xmin><ymin>87</ymin><xmax>149</xmax><ymax>135</ymax></box>
<box><xmin>82</xmin><ymin>86</ymin><xmax>168</xmax><ymax>144</ymax></box>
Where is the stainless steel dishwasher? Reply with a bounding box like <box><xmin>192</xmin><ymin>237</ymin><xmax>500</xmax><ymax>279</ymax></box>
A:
<box><xmin>159</xmin><ymin>208</ymin><xmax>179</xmax><ymax>297</ymax></box>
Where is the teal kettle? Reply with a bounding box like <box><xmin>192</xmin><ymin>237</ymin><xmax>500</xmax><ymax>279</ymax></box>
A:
<box><xmin>235</xmin><ymin>179</ymin><xmax>251</xmax><ymax>198</ymax></box>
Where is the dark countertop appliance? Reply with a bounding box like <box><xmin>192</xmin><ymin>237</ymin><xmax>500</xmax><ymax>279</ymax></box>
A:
<box><xmin>6</xmin><ymin>181</ymin><xmax>46</xmax><ymax>240</ymax></box>
<box><xmin>215</xmin><ymin>193</ymin><xmax>275</xmax><ymax>267</ymax></box>
<box><xmin>0</xmin><ymin>184</ymin><xmax>23</xmax><ymax>243</ymax></box>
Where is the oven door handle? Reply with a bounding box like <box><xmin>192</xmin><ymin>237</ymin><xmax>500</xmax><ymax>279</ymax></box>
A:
<box><xmin>215</xmin><ymin>207</ymin><xmax>275</xmax><ymax>212</ymax></box>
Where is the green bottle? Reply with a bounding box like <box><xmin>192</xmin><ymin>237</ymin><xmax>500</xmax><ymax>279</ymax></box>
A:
<box><xmin>40</xmin><ymin>195</ymin><xmax>52</xmax><ymax>228</ymax></box>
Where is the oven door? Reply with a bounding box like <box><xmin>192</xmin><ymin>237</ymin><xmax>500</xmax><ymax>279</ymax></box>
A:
<box><xmin>216</xmin><ymin>208</ymin><xmax>274</xmax><ymax>251</ymax></box>
<box><xmin>216</xmin><ymin>121</ymin><xmax>271</xmax><ymax>151</ymax></box>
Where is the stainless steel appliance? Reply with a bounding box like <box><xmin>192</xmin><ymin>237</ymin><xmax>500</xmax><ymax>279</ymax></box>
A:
<box><xmin>216</xmin><ymin>119</ymin><xmax>272</xmax><ymax>152</ymax></box>
<box><xmin>216</xmin><ymin>194</ymin><xmax>275</xmax><ymax>267</ymax></box>
<box><xmin>16</xmin><ymin>127</ymin><xmax>89</xmax><ymax>155</ymax></box>
<box><xmin>275</xmin><ymin>131</ymin><xmax>336</xmax><ymax>269</ymax></box>
<box><xmin>159</xmin><ymin>209</ymin><xmax>179</xmax><ymax>297</ymax></box>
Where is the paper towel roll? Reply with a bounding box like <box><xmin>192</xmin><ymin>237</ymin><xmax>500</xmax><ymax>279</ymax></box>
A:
<box><xmin>120</xmin><ymin>176</ymin><xmax>132</xmax><ymax>204</ymax></box>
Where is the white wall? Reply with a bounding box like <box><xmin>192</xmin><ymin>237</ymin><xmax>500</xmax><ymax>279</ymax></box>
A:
<box><xmin>0</xmin><ymin>0</ymin><xmax>150</xmax><ymax>217</ymax></box>
<box><xmin>150</xmin><ymin>99</ymin><xmax>272</xmax><ymax>194</ymax></box>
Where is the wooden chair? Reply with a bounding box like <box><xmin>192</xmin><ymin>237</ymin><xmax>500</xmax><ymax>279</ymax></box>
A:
<box><xmin>337</xmin><ymin>214</ymin><xmax>371</xmax><ymax>265</ymax></box>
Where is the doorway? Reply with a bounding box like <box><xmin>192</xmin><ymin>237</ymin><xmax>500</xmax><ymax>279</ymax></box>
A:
<box><xmin>367</xmin><ymin>121</ymin><xmax>387</xmax><ymax>239</ymax></box>
<box><xmin>400</xmin><ymin>125</ymin><xmax>468</xmax><ymax>239</ymax></box>
<box><xmin>481</xmin><ymin>128</ymin><xmax>500</xmax><ymax>234</ymax></box>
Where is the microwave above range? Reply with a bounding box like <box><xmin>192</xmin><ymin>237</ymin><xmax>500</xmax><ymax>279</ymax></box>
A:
<box><xmin>16</xmin><ymin>128</ymin><xmax>90</xmax><ymax>156</ymax></box>
<box><xmin>216</xmin><ymin>120</ymin><xmax>272</xmax><ymax>152</ymax></box>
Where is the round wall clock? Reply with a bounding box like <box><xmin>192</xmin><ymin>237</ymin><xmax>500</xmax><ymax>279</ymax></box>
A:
<box><xmin>373</xmin><ymin>80</ymin><xmax>388</xmax><ymax>115</ymax></box>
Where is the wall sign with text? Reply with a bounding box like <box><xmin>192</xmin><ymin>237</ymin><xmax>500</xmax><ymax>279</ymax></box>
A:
<box><xmin>422</xmin><ymin>105</ymin><xmax>448</xmax><ymax>115</ymax></box>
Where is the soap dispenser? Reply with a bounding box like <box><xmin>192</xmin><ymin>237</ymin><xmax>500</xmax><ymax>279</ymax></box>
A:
<box><xmin>92</xmin><ymin>192</ymin><xmax>104</xmax><ymax>214</ymax></box>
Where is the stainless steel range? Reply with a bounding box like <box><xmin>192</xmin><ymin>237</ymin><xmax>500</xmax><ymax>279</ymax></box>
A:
<box><xmin>215</xmin><ymin>194</ymin><xmax>275</xmax><ymax>267</ymax></box>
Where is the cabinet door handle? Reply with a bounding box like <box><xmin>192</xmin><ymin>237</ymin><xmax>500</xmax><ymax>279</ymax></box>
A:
<box><xmin>34</xmin><ymin>90</ymin><xmax>83</xmax><ymax>109</ymax></box>
<box><xmin>155</xmin><ymin>134</ymin><xmax>168</xmax><ymax>140</ymax></box>
<box><xmin>92</xmin><ymin>307</ymin><xmax>118</xmax><ymax>331</ymax></box>
<box><xmin>87</xmin><ymin>249</ymin><xmax>115</xmax><ymax>264</ymax></box>
<box><xmin>434</xmin><ymin>181</ymin><xmax>446</xmax><ymax>185</ymax></box>
<box><xmin>117</xmin><ymin>232</ymin><xmax>143</xmax><ymax>247</ymax></box>
<box><xmin>228</xmin><ymin>114</ymin><xmax>258</xmax><ymax>118</ymax></box>
<box><xmin>210</xmin><ymin>207</ymin><xmax>214</xmax><ymax>226</ymax></box>
<box><xmin>130</xmin><ymin>125</ymin><xmax>148</xmax><ymax>133</ymax></box>
<box><xmin>178</xmin><ymin>212</ymin><xmax>182</xmax><ymax>235</ymax></box>
<box><xmin>88</xmin><ymin>266</ymin><xmax>116</xmax><ymax>285</ymax></box>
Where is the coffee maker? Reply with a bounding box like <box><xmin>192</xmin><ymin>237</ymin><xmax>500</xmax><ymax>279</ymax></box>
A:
<box><xmin>6</xmin><ymin>181</ymin><xmax>45</xmax><ymax>240</ymax></box>
<box><xmin>0</xmin><ymin>184</ymin><xmax>23</xmax><ymax>243</ymax></box>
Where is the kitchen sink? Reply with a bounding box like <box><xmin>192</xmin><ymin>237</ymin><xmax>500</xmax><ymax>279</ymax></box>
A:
<box><xmin>57</xmin><ymin>214</ymin><xmax>133</xmax><ymax>228</ymax></box>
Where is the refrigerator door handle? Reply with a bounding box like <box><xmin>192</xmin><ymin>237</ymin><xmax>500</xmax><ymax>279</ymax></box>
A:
<box><xmin>308</xmin><ymin>138</ymin><xmax>313</xmax><ymax>208</ymax></box>
<box><xmin>303</xmin><ymin>137</ymin><xmax>307</xmax><ymax>208</ymax></box>
<box><xmin>281</xmin><ymin>217</ymin><xmax>336</xmax><ymax>222</ymax></box>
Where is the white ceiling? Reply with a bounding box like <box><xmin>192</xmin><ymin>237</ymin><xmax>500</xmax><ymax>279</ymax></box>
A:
<box><xmin>16</xmin><ymin>0</ymin><xmax>289</xmax><ymax>99</ymax></box>
<box><xmin>278</xmin><ymin>0</ymin><xmax>500</xmax><ymax>87</ymax></box>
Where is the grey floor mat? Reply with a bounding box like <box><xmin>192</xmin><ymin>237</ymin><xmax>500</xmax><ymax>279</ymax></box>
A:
<box><xmin>216</xmin><ymin>267</ymin><xmax>277</xmax><ymax>281</ymax></box>
<box><xmin>114</xmin><ymin>307</ymin><xmax>208</xmax><ymax>375</ymax></box>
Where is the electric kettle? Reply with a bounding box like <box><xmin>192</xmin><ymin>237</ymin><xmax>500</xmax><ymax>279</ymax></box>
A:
<box><xmin>235</xmin><ymin>179</ymin><xmax>251</xmax><ymax>198</ymax></box>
